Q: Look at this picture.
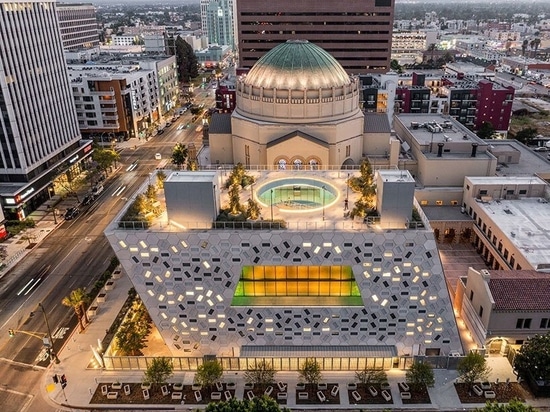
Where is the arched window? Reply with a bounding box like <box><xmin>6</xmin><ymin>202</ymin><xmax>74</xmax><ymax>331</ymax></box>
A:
<box><xmin>278</xmin><ymin>159</ymin><xmax>287</xmax><ymax>170</ymax></box>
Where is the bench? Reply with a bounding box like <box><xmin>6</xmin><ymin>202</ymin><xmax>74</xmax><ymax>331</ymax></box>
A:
<box><xmin>224</xmin><ymin>390</ymin><xmax>232</xmax><ymax>401</ymax></box>
<box><xmin>216</xmin><ymin>381</ymin><xmax>224</xmax><ymax>391</ymax></box>
<box><xmin>141</xmin><ymin>382</ymin><xmax>151</xmax><ymax>390</ymax></box>
<box><xmin>381</xmin><ymin>381</ymin><xmax>391</xmax><ymax>391</ymax></box>
<box><xmin>172</xmin><ymin>392</ymin><xmax>183</xmax><ymax>400</ymax></box>
<box><xmin>400</xmin><ymin>392</ymin><xmax>411</xmax><ymax>400</ymax></box>
<box><xmin>484</xmin><ymin>390</ymin><xmax>496</xmax><ymax>399</ymax></box>
<box><xmin>398</xmin><ymin>382</ymin><xmax>410</xmax><ymax>392</ymax></box>
<box><xmin>247</xmin><ymin>390</ymin><xmax>255</xmax><ymax>401</ymax></box>
<box><xmin>277</xmin><ymin>392</ymin><xmax>288</xmax><ymax>400</ymax></box>
<box><xmin>296</xmin><ymin>383</ymin><xmax>305</xmax><ymax>391</ymax></box>
<box><xmin>173</xmin><ymin>383</ymin><xmax>183</xmax><ymax>391</ymax></box>
<box><xmin>101</xmin><ymin>385</ymin><xmax>108</xmax><ymax>396</ymax></box>
<box><xmin>211</xmin><ymin>392</ymin><xmax>222</xmax><ymax>400</ymax></box>
<box><xmin>318</xmin><ymin>383</ymin><xmax>328</xmax><ymax>390</ymax></box>
<box><xmin>347</xmin><ymin>382</ymin><xmax>357</xmax><ymax>390</ymax></box>
<box><xmin>317</xmin><ymin>391</ymin><xmax>326</xmax><ymax>402</ymax></box>
<box><xmin>481</xmin><ymin>382</ymin><xmax>492</xmax><ymax>390</ymax></box>
<box><xmin>244</xmin><ymin>383</ymin><xmax>254</xmax><ymax>390</ymax></box>
<box><xmin>192</xmin><ymin>383</ymin><xmax>202</xmax><ymax>391</ymax></box>
<box><xmin>111</xmin><ymin>382</ymin><xmax>122</xmax><ymax>390</ymax></box>
<box><xmin>124</xmin><ymin>384</ymin><xmax>131</xmax><ymax>396</ymax></box>
<box><xmin>106</xmin><ymin>392</ymin><xmax>118</xmax><ymax>400</ymax></box>
<box><xmin>277</xmin><ymin>381</ymin><xmax>287</xmax><ymax>392</ymax></box>
<box><xmin>264</xmin><ymin>386</ymin><xmax>273</xmax><ymax>396</ymax></box>
<box><xmin>382</xmin><ymin>390</ymin><xmax>392</xmax><ymax>401</ymax></box>
<box><xmin>194</xmin><ymin>390</ymin><xmax>202</xmax><ymax>402</ymax></box>
<box><xmin>351</xmin><ymin>390</ymin><xmax>361</xmax><ymax>402</ymax></box>
<box><xmin>161</xmin><ymin>385</ymin><xmax>169</xmax><ymax>396</ymax></box>
<box><xmin>298</xmin><ymin>392</ymin><xmax>309</xmax><ymax>400</ymax></box>
<box><xmin>369</xmin><ymin>386</ymin><xmax>378</xmax><ymax>397</ymax></box>
<box><xmin>331</xmin><ymin>385</ymin><xmax>339</xmax><ymax>397</ymax></box>
<box><xmin>226</xmin><ymin>382</ymin><xmax>236</xmax><ymax>390</ymax></box>
<box><xmin>142</xmin><ymin>389</ymin><xmax>150</xmax><ymax>400</ymax></box>
<box><xmin>473</xmin><ymin>385</ymin><xmax>484</xmax><ymax>396</ymax></box>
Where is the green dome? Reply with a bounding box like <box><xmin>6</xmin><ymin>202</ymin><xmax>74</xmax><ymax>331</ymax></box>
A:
<box><xmin>243</xmin><ymin>40</ymin><xmax>350</xmax><ymax>90</ymax></box>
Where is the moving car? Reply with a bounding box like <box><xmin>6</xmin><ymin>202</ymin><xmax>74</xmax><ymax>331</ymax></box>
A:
<box><xmin>92</xmin><ymin>184</ymin><xmax>104</xmax><ymax>196</ymax></box>
<box><xmin>64</xmin><ymin>207</ymin><xmax>79</xmax><ymax>220</ymax></box>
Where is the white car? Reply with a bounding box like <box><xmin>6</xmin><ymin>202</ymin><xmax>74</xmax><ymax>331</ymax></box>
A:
<box><xmin>155</xmin><ymin>153</ymin><xmax>162</xmax><ymax>160</ymax></box>
<box><xmin>177</xmin><ymin>124</ymin><xmax>184</xmax><ymax>130</ymax></box>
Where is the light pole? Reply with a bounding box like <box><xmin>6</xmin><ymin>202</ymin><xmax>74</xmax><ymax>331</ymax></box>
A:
<box><xmin>270</xmin><ymin>189</ymin><xmax>274</xmax><ymax>222</ymax></box>
<box><xmin>322</xmin><ymin>185</ymin><xmax>326</xmax><ymax>221</ymax></box>
<box><xmin>38</xmin><ymin>303</ymin><xmax>59</xmax><ymax>364</ymax></box>
<box><xmin>346</xmin><ymin>173</ymin><xmax>350</xmax><ymax>202</ymax></box>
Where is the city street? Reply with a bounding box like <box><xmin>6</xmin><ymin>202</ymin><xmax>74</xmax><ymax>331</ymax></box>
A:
<box><xmin>0</xmin><ymin>92</ymin><xmax>213</xmax><ymax>411</ymax></box>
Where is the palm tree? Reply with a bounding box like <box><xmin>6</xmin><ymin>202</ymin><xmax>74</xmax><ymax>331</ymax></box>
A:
<box><xmin>62</xmin><ymin>288</ymin><xmax>90</xmax><ymax>331</ymax></box>
<box><xmin>530</xmin><ymin>38</ymin><xmax>541</xmax><ymax>58</ymax></box>
<box><xmin>427</xmin><ymin>43</ymin><xmax>437</xmax><ymax>64</ymax></box>
<box><xmin>521</xmin><ymin>39</ymin><xmax>528</xmax><ymax>56</ymax></box>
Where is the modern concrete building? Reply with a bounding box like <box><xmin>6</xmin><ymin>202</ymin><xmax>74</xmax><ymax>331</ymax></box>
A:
<box><xmin>56</xmin><ymin>2</ymin><xmax>99</xmax><ymax>51</ymax></box>
<box><xmin>456</xmin><ymin>267</ymin><xmax>550</xmax><ymax>352</ymax></box>
<box><xmin>235</xmin><ymin>0</ymin><xmax>395</xmax><ymax>74</ymax></box>
<box><xmin>105</xmin><ymin>36</ymin><xmax>463</xmax><ymax>368</ymax></box>
<box><xmin>0</xmin><ymin>0</ymin><xmax>92</xmax><ymax>220</ymax></box>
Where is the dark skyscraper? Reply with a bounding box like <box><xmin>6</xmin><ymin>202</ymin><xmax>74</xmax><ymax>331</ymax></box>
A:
<box><xmin>235</xmin><ymin>0</ymin><xmax>395</xmax><ymax>74</ymax></box>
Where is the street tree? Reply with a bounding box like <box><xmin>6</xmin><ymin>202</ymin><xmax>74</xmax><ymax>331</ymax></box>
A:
<box><xmin>244</xmin><ymin>360</ymin><xmax>276</xmax><ymax>386</ymax></box>
<box><xmin>171</xmin><ymin>143</ymin><xmax>188</xmax><ymax>169</ymax></box>
<box><xmin>195</xmin><ymin>360</ymin><xmax>223</xmax><ymax>388</ymax></box>
<box><xmin>513</xmin><ymin>333</ymin><xmax>550</xmax><ymax>383</ymax></box>
<box><xmin>144</xmin><ymin>357</ymin><xmax>174</xmax><ymax>385</ymax></box>
<box><xmin>476</xmin><ymin>121</ymin><xmax>497</xmax><ymax>139</ymax></box>
<box><xmin>61</xmin><ymin>288</ymin><xmax>90</xmax><ymax>331</ymax></box>
<box><xmin>457</xmin><ymin>352</ymin><xmax>492</xmax><ymax>390</ymax></box>
<box><xmin>355</xmin><ymin>367</ymin><xmax>387</xmax><ymax>385</ymax></box>
<box><xmin>205</xmin><ymin>396</ymin><xmax>291</xmax><ymax>412</ymax></box>
<box><xmin>474</xmin><ymin>400</ymin><xmax>539</xmax><ymax>412</ymax></box>
<box><xmin>175</xmin><ymin>36</ymin><xmax>198</xmax><ymax>83</ymax></box>
<box><xmin>513</xmin><ymin>127</ymin><xmax>538</xmax><ymax>145</ymax></box>
<box><xmin>405</xmin><ymin>361</ymin><xmax>435</xmax><ymax>390</ymax></box>
<box><xmin>299</xmin><ymin>359</ymin><xmax>322</xmax><ymax>385</ymax></box>
<box><xmin>92</xmin><ymin>147</ymin><xmax>120</xmax><ymax>174</ymax></box>
<box><xmin>156</xmin><ymin>171</ymin><xmax>167</xmax><ymax>189</ymax></box>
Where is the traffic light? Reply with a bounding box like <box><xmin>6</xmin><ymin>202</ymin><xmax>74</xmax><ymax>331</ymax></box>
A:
<box><xmin>60</xmin><ymin>374</ymin><xmax>67</xmax><ymax>388</ymax></box>
<box><xmin>8</xmin><ymin>329</ymin><xmax>15</xmax><ymax>337</ymax></box>
<box><xmin>52</xmin><ymin>374</ymin><xmax>59</xmax><ymax>384</ymax></box>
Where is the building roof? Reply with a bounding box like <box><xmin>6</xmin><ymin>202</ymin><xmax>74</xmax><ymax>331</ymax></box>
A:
<box><xmin>266</xmin><ymin>130</ymin><xmax>329</xmax><ymax>149</ymax></box>
<box><xmin>488</xmin><ymin>270</ymin><xmax>550</xmax><ymax>311</ymax></box>
<box><xmin>364</xmin><ymin>113</ymin><xmax>391</xmax><ymax>133</ymax></box>
<box><xmin>209</xmin><ymin>112</ymin><xmax>232</xmax><ymax>134</ymax></box>
<box><xmin>243</xmin><ymin>40</ymin><xmax>351</xmax><ymax>90</ymax></box>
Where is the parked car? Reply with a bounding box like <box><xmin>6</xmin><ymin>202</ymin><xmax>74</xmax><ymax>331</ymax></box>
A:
<box><xmin>92</xmin><ymin>184</ymin><xmax>104</xmax><ymax>196</ymax></box>
<box><xmin>155</xmin><ymin>153</ymin><xmax>162</xmax><ymax>160</ymax></box>
<box><xmin>64</xmin><ymin>207</ymin><xmax>79</xmax><ymax>220</ymax></box>
<box><xmin>534</xmin><ymin>147</ymin><xmax>548</xmax><ymax>152</ymax></box>
<box><xmin>81</xmin><ymin>195</ymin><xmax>93</xmax><ymax>206</ymax></box>
<box><xmin>157</xmin><ymin>129</ymin><xmax>164</xmax><ymax>135</ymax></box>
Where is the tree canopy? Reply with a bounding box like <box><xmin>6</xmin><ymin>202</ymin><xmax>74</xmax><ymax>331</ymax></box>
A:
<box><xmin>61</xmin><ymin>288</ymin><xmax>90</xmax><ymax>332</ymax></box>
<box><xmin>171</xmin><ymin>143</ymin><xmax>188</xmax><ymax>169</ymax></box>
<box><xmin>476</xmin><ymin>121</ymin><xmax>497</xmax><ymax>139</ymax></box>
<box><xmin>205</xmin><ymin>396</ymin><xmax>291</xmax><ymax>412</ymax></box>
<box><xmin>514</xmin><ymin>333</ymin><xmax>550</xmax><ymax>383</ymax></box>
<box><xmin>244</xmin><ymin>360</ymin><xmax>276</xmax><ymax>386</ymax></box>
<box><xmin>195</xmin><ymin>360</ymin><xmax>223</xmax><ymax>388</ymax></box>
<box><xmin>144</xmin><ymin>357</ymin><xmax>174</xmax><ymax>385</ymax></box>
<box><xmin>513</xmin><ymin>127</ymin><xmax>538</xmax><ymax>145</ymax></box>
<box><xmin>475</xmin><ymin>399</ymin><xmax>539</xmax><ymax>411</ymax></box>
<box><xmin>298</xmin><ymin>359</ymin><xmax>322</xmax><ymax>385</ymax></box>
<box><xmin>457</xmin><ymin>352</ymin><xmax>492</xmax><ymax>389</ymax></box>
<box><xmin>406</xmin><ymin>361</ymin><xmax>435</xmax><ymax>390</ymax></box>
<box><xmin>175</xmin><ymin>36</ymin><xmax>198</xmax><ymax>83</ymax></box>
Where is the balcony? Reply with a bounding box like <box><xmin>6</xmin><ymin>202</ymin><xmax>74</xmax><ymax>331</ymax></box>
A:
<box><xmin>90</xmin><ymin>90</ymin><xmax>115</xmax><ymax>97</ymax></box>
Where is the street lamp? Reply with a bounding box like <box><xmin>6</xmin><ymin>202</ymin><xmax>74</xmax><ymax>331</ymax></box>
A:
<box><xmin>270</xmin><ymin>189</ymin><xmax>274</xmax><ymax>222</ymax></box>
<box><xmin>346</xmin><ymin>173</ymin><xmax>350</xmax><ymax>202</ymax></box>
<box><xmin>322</xmin><ymin>185</ymin><xmax>326</xmax><ymax>221</ymax></box>
<box><xmin>38</xmin><ymin>303</ymin><xmax>59</xmax><ymax>364</ymax></box>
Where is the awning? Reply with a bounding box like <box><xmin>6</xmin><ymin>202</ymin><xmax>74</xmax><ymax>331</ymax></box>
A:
<box><xmin>241</xmin><ymin>345</ymin><xmax>397</xmax><ymax>358</ymax></box>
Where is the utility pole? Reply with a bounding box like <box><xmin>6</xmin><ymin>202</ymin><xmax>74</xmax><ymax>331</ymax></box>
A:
<box><xmin>38</xmin><ymin>303</ymin><xmax>59</xmax><ymax>364</ymax></box>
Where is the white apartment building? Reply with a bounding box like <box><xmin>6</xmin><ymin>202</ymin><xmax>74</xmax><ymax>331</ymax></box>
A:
<box><xmin>0</xmin><ymin>0</ymin><xmax>91</xmax><ymax>220</ymax></box>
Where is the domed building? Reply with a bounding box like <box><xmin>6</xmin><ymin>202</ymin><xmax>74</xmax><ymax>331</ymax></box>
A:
<box><xmin>210</xmin><ymin>40</ymin><xmax>394</xmax><ymax>169</ymax></box>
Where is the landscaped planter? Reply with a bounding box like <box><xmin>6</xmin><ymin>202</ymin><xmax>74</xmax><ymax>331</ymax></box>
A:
<box><xmin>105</xmin><ymin>281</ymin><xmax>115</xmax><ymax>291</ymax></box>
<box><xmin>88</xmin><ymin>305</ymin><xmax>98</xmax><ymax>317</ymax></box>
<box><xmin>97</xmin><ymin>293</ymin><xmax>107</xmax><ymax>303</ymax></box>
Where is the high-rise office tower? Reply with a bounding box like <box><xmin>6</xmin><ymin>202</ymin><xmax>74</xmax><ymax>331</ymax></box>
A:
<box><xmin>236</xmin><ymin>0</ymin><xmax>395</xmax><ymax>74</ymax></box>
<box><xmin>56</xmin><ymin>2</ymin><xmax>99</xmax><ymax>51</ymax></box>
<box><xmin>0</xmin><ymin>0</ymin><xmax>92</xmax><ymax>219</ymax></box>
<box><xmin>201</xmin><ymin>0</ymin><xmax>236</xmax><ymax>48</ymax></box>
